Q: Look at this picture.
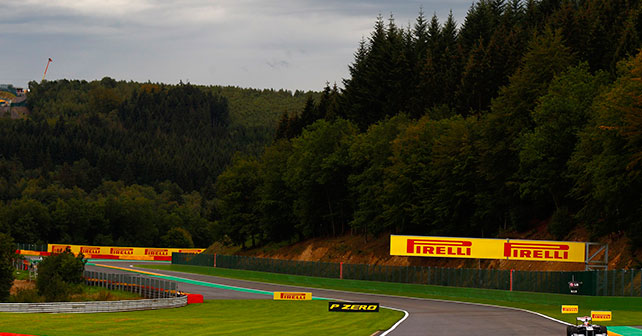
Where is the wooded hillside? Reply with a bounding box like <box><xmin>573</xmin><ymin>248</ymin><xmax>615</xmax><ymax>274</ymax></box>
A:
<box><xmin>0</xmin><ymin>79</ymin><xmax>314</xmax><ymax>247</ymax></box>
<box><xmin>217</xmin><ymin>0</ymin><xmax>642</xmax><ymax>253</ymax></box>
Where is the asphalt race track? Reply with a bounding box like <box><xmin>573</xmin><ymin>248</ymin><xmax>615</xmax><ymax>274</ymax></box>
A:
<box><xmin>86</xmin><ymin>262</ymin><xmax>566</xmax><ymax>335</ymax></box>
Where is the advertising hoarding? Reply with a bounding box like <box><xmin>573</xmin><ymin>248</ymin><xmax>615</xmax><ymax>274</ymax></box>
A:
<box><xmin>47</xmin><ymin>244</ymin><xmax>204</xmax><ymax>261</ymax></box>
<box><xmin>390</xmin><ymin>235</ymin><xmax>586</xmax><ymax>263</ymax></box>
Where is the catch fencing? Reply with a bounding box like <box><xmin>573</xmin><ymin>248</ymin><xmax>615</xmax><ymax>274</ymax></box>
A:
<box><xmin>172</xmin><ymin>253</ymin><xmax>642</xmax><ymax>297</ymax></box>
<box><xmin>344</xmin><ymin>264</ymin><xmax>512</xmax><ymax>290</ymax></box>
<box><xmin>172</xmin><ymin>253</ymin><xmax>340</xmax><ymax>278</ymax></box>
<box><xmin>84</xmin><ymin>271</ymin><xmax>180</xmax><ymax>299</ymax></box>
<box><xmin>595</xmin><ymin>269</ymin><xmax>642</xmax><ymax>296</ymax></box>
<box><xmin>16</xmin><ymin>243</ymin><xmax>47</xmax><ymax>252</ymax></box>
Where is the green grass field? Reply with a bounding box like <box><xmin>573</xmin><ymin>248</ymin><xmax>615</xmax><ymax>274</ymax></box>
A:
<box><xmin>0</xmin><ymin>300</ymin><xmax>402</xmax><ymax>336</ymax></box>
<box><xmin>13</xmin><ymin>269</ymin><xmax>31</xmax><ymax>281</ymax></box>
<box><xmin>141</xmin><ymin>264</ymin><xmax>642</xmax><ymax>326</ymax></box>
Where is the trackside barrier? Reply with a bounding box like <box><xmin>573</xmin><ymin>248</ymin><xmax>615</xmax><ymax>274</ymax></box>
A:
<box><xmin>218</xmin><ymin>254</ymin><xmax>340</xmax><ymax>278</ymax></box>
<box><xmin>83</xmin><ymin>271</ymin><xmax>180</xmax><ymax>299</ymax></box>
<box><xmin>0</xmin><ymin>271</ymin><xmax>188</xmax><ymax>313</ymax></box>
<box><xmin>0</xmin><ymin>296</ymin><xmax>187</xmax><ymax>313</ymax></box>
<box><xmin>172</xmin><ymin>253</ymin><xmax>642</xmax><ymax>297</ymax></box>
<box><xmin>16</xmin><ymin>243</ymin><xmax>203</xmax><ymax>260</ymax></box>
<box><xmin>172</xmin><ymin>253</ymin><xmax>340</xmax><ymax>278</ymax></box>
<box><xmin>48</xmin><ymin>244</ymin><xmax>205</xmax><ymax>261</ymax></box>
<box><xmin>16</xmin><ymin>243</ymin><xmax>47</xmax><ymax>252</ymax></box>
<box><xmin>173</xmin><ymin>252</ymin><xmax>216</xmax><ymax>267</ymax></box>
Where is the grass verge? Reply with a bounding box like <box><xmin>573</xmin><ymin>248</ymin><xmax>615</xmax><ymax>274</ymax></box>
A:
<box><xmin>0</xmin><ymin>300</ymin><xmax>403</xmax><ymax>336</ymax></box>
<box><xmin>141</xmin><ymin>264</ymin><xmax>642</xmax><ymax>326</ymax></box>
<box><xmin>13</xmin><ymin>269</ymin><xmax>31</xmax><ymax>281</ymax></box>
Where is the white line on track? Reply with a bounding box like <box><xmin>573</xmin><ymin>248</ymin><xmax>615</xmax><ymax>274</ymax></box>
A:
<box><xmin>297</xmin><ymin>292</ymin><xmax>410</xmax><ymax>336</ymax></box>
<box><xmin>378</xmin><ymin>307</ymin><xmax>409</xmax><ymax>336</ymax></box>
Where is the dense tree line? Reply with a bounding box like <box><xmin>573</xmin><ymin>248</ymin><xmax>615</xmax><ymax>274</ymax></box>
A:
<box><xmin>0</xmin><ymin>233</ymin><xmax>15</xmax><ymax>301</ymax></box>
<box><xmin>222</xmin><ymin>0</ymin><xmax>642</xmax><ymax>250</ymax></box>
<box><xmin>17</xmin><ymin>79</ymin><xmax>315</xmax><ymax>192</ymax></box>
<box><xmin>0</xmin><ymin>79</ymin><xmax>313</xmax><ymax>247</ymax></box>
<box><xmin>0</xmin><ymin>172</ymin><xmax>214</xmax><ymax>247</ymax></box>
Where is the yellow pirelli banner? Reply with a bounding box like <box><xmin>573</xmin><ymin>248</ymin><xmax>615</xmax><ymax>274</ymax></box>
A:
<box><xmin>390</xmin><ymin>235</ymin><xmax>586</xmax><ymax>263</ymax></box>
<box><xmin>561</xmin><ymin>305</ymin><xmax>579</xmax><ymax>314</ymax></box>
<box><xmin>591</xmin><ymin>311</ymin><xmax>612</xmax><ymax>321</ymax></box>
<box><xmin>47</xmin><ymin>244</ymin><xmax>205</xmax><ymax>261</ymax></box>
<box><xmin>273</xmin><ymin>292</ymin><xmax>312</xmax><ymax>300</ymax></box>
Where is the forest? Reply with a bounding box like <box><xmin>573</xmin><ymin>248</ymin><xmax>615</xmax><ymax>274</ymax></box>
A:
<box><xmin>0</xmin><ymin>79</ymin><xmax>312</xmax><ymax>247</ymax></box>
<box><xmin>2</xmin><ymin>0</ymin><xmax>642</xmax><ymax>252</ymax></box>
<box><xmin>217</xmin><ymin>0</ymin><xmax>642</xmax><ymax>249</ymax></box>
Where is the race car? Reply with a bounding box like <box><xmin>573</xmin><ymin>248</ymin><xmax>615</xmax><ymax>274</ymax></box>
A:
<box><xmin>566</xmin><ymin>316</ymin><xmax>608</xmax><ymax>336</ymax></box>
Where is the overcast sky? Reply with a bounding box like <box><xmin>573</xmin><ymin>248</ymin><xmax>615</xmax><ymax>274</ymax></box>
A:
<box><xmin>1</xmin><ymin>1</ymin><xmax>472</xmax><ymax>92</ymax></box>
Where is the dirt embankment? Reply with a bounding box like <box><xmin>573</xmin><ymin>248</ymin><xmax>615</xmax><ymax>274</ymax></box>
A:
<box><xmin>210</xmin><ymin>223</ymin><xmax>640</xmax><ymax>271</ymax></box>
<box><xmin>10</xmin><ymin>280</ymin><xmax>35</xmax><ymax>295</ymax></box>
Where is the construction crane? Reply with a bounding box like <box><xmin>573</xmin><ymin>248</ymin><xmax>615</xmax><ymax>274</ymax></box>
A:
<box><xmin>42</xmin><ymin>57</ymin><xmax>52</xmax><ymax>81</ymax></box>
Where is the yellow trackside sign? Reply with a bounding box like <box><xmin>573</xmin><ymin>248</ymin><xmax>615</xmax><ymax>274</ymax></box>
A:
<box><xmin>390</xmin><ymin>235</ymin><xmax>586</xmax><ymax>263</ymax></box>
<box><xmin>273</xmin><ymin>292</ymin><xmax>312</xmax><ymax>300</ymax></box>
<box><xmin>328</xmin><ymin>302</ymin><xmax>379</xmax><ymax>312</ymax></box>
<box><xmin>561</xmin><ymin>305</ymin><xmax>579</xmax><ymax>314</ymax></box>
<box><xmin>390</xmin><ymin>236</ymin><xmax>501</xmax><ymax>259</ymax></box>
<box><xmin>503</xmin><ymin>240</ymin><xmax>585</xmax><ymax>262</ymax></box>
<box><xmin>591</xmin><ymin>311</ymin><xmax>612</xmax><ymax>321</ymax></box>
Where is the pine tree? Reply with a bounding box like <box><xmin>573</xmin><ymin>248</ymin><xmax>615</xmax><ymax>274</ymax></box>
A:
<box><xmin>275</xmin><ymin>111</ymin><xmax>290</xmax><ymax>140</ymax></box>
<box><xmin>317</xmin><ymin>83</ymin><xmax>340</xmax><ymax>120</ymax></box>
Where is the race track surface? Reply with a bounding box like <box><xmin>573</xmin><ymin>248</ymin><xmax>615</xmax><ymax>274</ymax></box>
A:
<box><xmin>87</xmin><ymin>262</ymin><xmax>566</xmax><ymax>336</ymax></box>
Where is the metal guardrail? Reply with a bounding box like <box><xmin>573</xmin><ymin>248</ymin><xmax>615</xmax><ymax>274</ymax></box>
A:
<box><xmin>0</xmin><ymin>296</ymin><xmax>188</xmax><ymax>313</ymax></box>
<box><xmin>83</xmin><ymin>271</ymin><xmax>180</xmax><ymax>299</ymax></box>
<box><xmin>1</xmin><ymin>270</ymin><xmax>186</xmax><ymax>313</ymax></box>
<box><xmin>16</xmin><ymin>243</ymin><xmax>48</xmax><ymax>252</ymax></box>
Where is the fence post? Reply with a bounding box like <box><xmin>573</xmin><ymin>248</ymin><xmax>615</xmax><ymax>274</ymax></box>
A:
<box><xmin>339</xmin><ymin>262</ymin><xmax>343</xmax><ymax>280</ymax></box>
<box><xmin>610</xmin><ymin>270</ymin><xmax>614</xmax><ymax>296</ymax></box>
<box><xmin>413</xmin><ymin>266</ymin><xmax>417</xmax><ymax>284</ymax></box>
<box><xmin>214</xmin><ymin>253</ymin><xmax>217</xmax><ymax>268</ymax></box>
<box><xmin>510</xmin><ymin>269</ymin><xmax>514</xmax><ymax>291</ymax></box>
<box><xmin>447</xmin><ymin>268</ymin><xmax>451</xmax><ymax>286</ymax></box>
<box><xmin>427</xmin><ymin>267</ymin><xmax>431</xmax><ymax>285</ymax></box>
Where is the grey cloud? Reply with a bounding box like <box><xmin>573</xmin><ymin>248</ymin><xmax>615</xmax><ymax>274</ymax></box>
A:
<box><xmin>266</xmin><ymin>60</ymin><xmax>290</xmax><ymax>69</ymax></box>
<box><xmin>0</xmin><ymin>1</ymin><xmax>472</xmax><ymax>91</ymax></box>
